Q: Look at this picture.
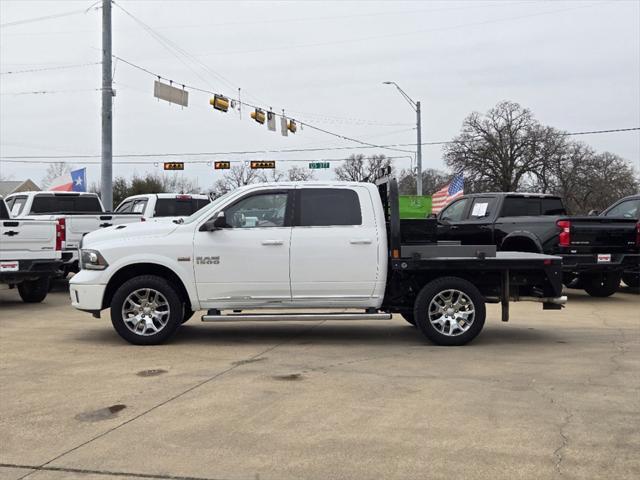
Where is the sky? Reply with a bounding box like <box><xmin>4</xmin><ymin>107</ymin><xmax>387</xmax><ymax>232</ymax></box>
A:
<box><xmin>1</xmin><ymin>0</ymin><xmax>639</xmax><ymax>193</ymax></box>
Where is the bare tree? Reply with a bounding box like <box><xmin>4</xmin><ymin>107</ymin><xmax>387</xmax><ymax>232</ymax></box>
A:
<box><xmin>42</xmin><ymin>162</ymin><xmax>72</xmax><ymax>188</ymax></box>
<box><xmin>163</xmin><ymin>174</ymin><xmax>199</xmax><ymax>193</ymax></box>
<box><xmin>211</xmin><ymin>164</ymin><xmax>261</xmax><ymax>197</ymax></box>
<box><xmin>444</xmin><ymin>101</ymin><xmax>561</xmax><ymax>192</ymax></box>
<box><xmin>285</xmin><ymin>166</ymin><xmax>315</xmax><ymax>181</ymax></box>
<box><xmin>334</xmin><ymin>154</ymin><xmax>393</xmax><ymax>183</ymax></box>
<box><xmin>398</xmin><ymin>168</ymin><xmax>449</xmax><ymax>195</ymax></box>
<box><xmin>258</xmin><ymin>169</ymin><xmax>285</xmax><ymax>183</ymax></box>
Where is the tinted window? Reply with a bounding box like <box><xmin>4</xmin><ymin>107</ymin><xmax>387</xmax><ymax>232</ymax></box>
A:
<box><xmin>224</xmin><ymin>192</ymin><xmax>289</xmax><ymax>228</ymax></box>
<box><xmin>468</xmin><ymin>197</ymin><xmax>497</xmax><ymax>219</ymax></box>
<box><xmin>604</xmin><ymin>199</ymin><xmax>640</xmax><ymax>219</ymax></box>
<box><xmin>30</xmin><ymin>195</ymin><xmax>102</xmax><ymax>214</ymax></box>
<box><xmin>195</xmin><ymin>198</ymin><xmax>210</xmax><ymax>210</ymax></box>
<box><xmin>8</xmin><ymin>196</ymin><xmax>27</xmax><ymax>216</ymax></box>
<box><xmin>0</xmin><ymin>200</ymin><xmax>9</xmax><ymax>220</ymax></box>
<box><xmin>297</xmin><ymin>189</ymin><xmax>361</xmax><ymax>226</ymax></box>
<box><xmin>155</xmin><ymin>198</ymin><xmax>207</xmax><ymax>217</ymax></box>
<box><xmin>542</xmin><ymin>198</ymin><xmax>566</xmax><ymax>215</ymax></box>
<box><xmin>115</xmin><ymin>201</ymin><xmax>133</xmax><ymax>213</ymax></box>
<box><xmin>501</xmin><ymin>197</ymin><xmax>541</xmax><ymax>217</ymax></box>
<box><xmin>440</xmin><ymin>198</ymin><xmax>468</xmax><ymax>222</ymax></box>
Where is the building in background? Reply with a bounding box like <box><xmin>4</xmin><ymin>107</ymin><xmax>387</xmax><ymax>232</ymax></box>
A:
<box><xmin>0</xmin><ymin>179</ymin><xmax>40</xmax><ymax>197</ymax></box>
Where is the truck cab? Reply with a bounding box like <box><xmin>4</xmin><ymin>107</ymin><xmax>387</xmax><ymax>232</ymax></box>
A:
<box><xmin>114</xmin><ymin>193</ymin><xmax>210</xmax><ymax>221</ymax></box>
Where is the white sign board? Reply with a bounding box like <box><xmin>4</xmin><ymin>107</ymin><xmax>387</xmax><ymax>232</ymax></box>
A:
<box><xmin>471</xmin><ymin>202</ymin><xmax>489</xmax><ymax>217</ymax></box>
<box><xmin>154</xmin><ymin>81</ymin><xmax>188</xmax><ymax>107</ymax></box>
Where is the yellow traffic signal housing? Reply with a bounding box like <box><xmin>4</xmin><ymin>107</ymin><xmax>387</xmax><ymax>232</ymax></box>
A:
<box><xmin>163</xmin><ymin>162</ymin><xmax>184</xmax><ymax>171</ymax></box>
<box><xmin>251</xmin><ymin>109</ymin><xmax>266</xmax><ymax>124</ymax></box>
<box><xmin>288</xmin><ymin>119</ymin><xmax>297</xmax><ymax>134</ymax></box>
<box><xmin>250</xmin><ymin>161</ymin><xmax>276</xmax><ymax>169</ymax></box>
<box><xmin>214</xmin><ymin>161</ymin><xmax>231</xmax><ymax>170</ymax></box>
<box><xmin>210</xmin><ymin>95</ymin><xmax>229</xmax><ymax>112</ymax></box>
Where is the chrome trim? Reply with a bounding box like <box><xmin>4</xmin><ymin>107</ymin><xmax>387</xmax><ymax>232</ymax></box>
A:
<box><xmin>201</xmin><ymin>312</ymin><xmax>392</xmax><ymax>322</ymax></box>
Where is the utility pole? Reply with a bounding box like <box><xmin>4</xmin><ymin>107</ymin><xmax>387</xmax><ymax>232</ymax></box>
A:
<box><xmin>383</xmin><ymin>81</ymin><xmax>423</xmax><ymax>195</ymax></box>
<box><xmin>101</xmin><ymin>0</ymin><xmax>113</xmax><ymax>210</ymax></box>
<box><xmin>416</xmin><ymin>101</ymin><xmax>422</xmax><ymax>197</ymax></box>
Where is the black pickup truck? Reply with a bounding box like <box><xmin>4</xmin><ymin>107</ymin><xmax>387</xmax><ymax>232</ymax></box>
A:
<box><xmin>435</xmin><ymin>193</ymin><xmax>640</xmax><ymax>297</ymax></box>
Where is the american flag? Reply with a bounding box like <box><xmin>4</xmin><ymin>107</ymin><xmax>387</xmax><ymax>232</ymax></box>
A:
<box><xmin>431</xmin><ymin>174</ymin><xmax>464</xmax><ymax>214</ymax></box>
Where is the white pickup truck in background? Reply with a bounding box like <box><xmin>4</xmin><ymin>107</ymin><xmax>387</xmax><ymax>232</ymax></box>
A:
<box><xmin>1</xmin><ymin>197</ymin><xmax>63</xmax><ymax>302</ymax></box>
<box><xmin>5</xmin><ymin>191</ymin><xmax>143</xmax><ymax>274</ymax></box>
<box><xmin>115</xmin><ymin>193</ymin><xmax>210</xmax><ymax>221</ymax></box>
<box><xmin>70</xmin><ymin>178</ymin><xmax>566</xmax><ymax>346</ymax></box>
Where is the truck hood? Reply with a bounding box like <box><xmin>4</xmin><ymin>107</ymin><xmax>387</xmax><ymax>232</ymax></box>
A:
<box><xmin>82</xmin><ymin>221</ymin><xmax>179</xmax><ymax>248</ymax></box>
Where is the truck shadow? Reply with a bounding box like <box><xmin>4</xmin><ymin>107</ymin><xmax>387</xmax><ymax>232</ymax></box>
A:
<box><xmin>74</xmin><ymin>321</ymin><xmax>560</xmax><ymax>347</ymax></box>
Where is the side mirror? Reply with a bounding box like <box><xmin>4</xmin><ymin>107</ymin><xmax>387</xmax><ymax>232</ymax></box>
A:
<box><xmin>200</xmin><ymin>211</ymin><xmax>227</xmax><ymax>231</ymax></box>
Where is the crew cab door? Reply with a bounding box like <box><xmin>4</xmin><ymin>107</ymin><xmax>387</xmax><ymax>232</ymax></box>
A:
<box><xmin>289</xmin><ymin>186</ymin><xmax>380</xmax><ymax>306</ymax></box>
<box><xmin>193</xmin><ymin>189</ymin><xmax>293</xmax><ymax>308</ymax></box>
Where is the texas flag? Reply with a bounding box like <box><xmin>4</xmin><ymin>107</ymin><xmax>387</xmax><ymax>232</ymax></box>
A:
<box><xmin>50</xmin><ymin>168</ymin><xmax>87</xmax><ymax>192</ymax></box>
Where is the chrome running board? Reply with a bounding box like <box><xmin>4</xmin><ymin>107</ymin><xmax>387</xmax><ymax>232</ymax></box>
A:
<box><xmin>201</xmin><ymin>312</ymin><xmax>392</xmax><ymax>322</ymax></box>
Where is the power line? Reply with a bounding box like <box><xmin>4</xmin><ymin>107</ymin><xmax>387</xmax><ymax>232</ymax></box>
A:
<box><xmin>0</xmin><ymin>62</ymin><xmax>101</xmax><ymax>75</ymax></box>
<box><xmin>1</xmin><ymin>127</ymin><xmax>637</xmax><ymax>162</ymax></box>
<box><xmin>0</xmin><ymin>3</ymin><xmax>98</xmax><ymax>29</ymax></box>
<box><xmin>0</xmin><ymin>88</ymin><xmax>101</xmax><ymax>96</ymax></box>
<box><xmin>112</xmin><ymin>55</ymin><xmax>415</xmax><ymax>154</ymax></box>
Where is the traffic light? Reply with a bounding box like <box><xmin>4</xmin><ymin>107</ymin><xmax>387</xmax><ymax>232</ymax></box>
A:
<box><xmin>214</xmin><ymin>161</ymin><xmax>231</xmax><ymax>170</ymax></box>
<box><xmin>210</xmin><ymin>95</ymin><xmax>229</xmax><ymax>112</ymax></box>
<box><xmin>288</xmin><ymin>119</ymin><xmax>297</xmax><ymax>134</ymax></box>
<box><xmin>251</xmin><ymin>108</ymin><xmax>266</xmax><ymax>124</ymax></box>
<box><xmin>164</xmin><ymin>162</ymin><xmax>184</xmax><ymax>171</ymax></box>
<box><xmin>250</xmin><ymin>161</ymin><xmax>276</xmax><ymax>169</ymax></box>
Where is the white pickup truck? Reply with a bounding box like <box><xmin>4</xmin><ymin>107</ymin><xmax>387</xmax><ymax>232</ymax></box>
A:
<box><xmin>70</xmin><ymin>178</ymin><xmax>566</xmax><ymax>346</ymax></box>
<box><xmin>114</xmin><ymin>193</ymin><xmax>210</xmax><ymax>221</ymax></box>
<box><xmin>1</xmin><ymin>197</ymin><xmax>64</xmax><ymax>302</ymax></box>
<box><xmin>5</xmin><ymin>191</ymin><xmax>143</xmax><ymax>274</ymax></box>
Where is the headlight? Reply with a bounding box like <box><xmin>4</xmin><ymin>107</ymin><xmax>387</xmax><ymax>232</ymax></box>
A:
<box><xmin>80</xmin><ymin>249</ymin><xmax>109</xmax><ymax>270</ymax></box>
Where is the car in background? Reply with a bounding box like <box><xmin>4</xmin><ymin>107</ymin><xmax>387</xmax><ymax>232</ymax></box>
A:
<box><xmin>435</xmin><ymin>192</ymin><xmax>640</xmax><ymax>297</ymax></box>
<box><xmin>1</xmin><ymin>196</ymin><xmax>63</xmax><ymax>302</ymax></box>
<box><xmin>599</xmin><ymin>194</ymin><xmax>640</xmax><ymax>288</ymax></box>
<box><xmin>114</xmin><ymin>193</ymin><xmax>210</xmax><ymax>221</ymax></box>
<box><xmin>5</xmin><ymin>191</ymin><xmax>143</xmax><ymax>274</ymax></box>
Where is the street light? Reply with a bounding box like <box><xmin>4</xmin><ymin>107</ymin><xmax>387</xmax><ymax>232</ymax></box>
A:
<box><xmin>383</xmin><ymin>81</ymin><xmax>423</xmax><ymax>196</ymax></box>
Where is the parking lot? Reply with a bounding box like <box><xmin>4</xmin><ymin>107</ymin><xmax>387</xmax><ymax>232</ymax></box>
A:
<box><xmin>0</xmin><ymin>284</ymin><xmax>638</xmax><ymax>480</ymax></box>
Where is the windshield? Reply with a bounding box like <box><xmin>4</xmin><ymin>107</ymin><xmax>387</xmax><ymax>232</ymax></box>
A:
<box><xmin>181</xmin><ymin>191</ymin><xmax>236</xmax><ymax>224</ymax></box>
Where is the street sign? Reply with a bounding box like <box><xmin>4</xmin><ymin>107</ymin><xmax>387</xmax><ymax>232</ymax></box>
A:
<box><xmin>214</xmin><ymin>161</ymin><xmax>231</xmax><ymax>170</ymax></box>
<box><xmin>309</xmin><ymin>162</ymin><xmax>330</xmax><ymax>169</ymax></box>
<box><xmin>250</xmin><ymin>161</ymin><xmax>276</xmax><ymax>169</ymax></box>
<box><xmin>154</xmin><ymin>81</ymin><xmax>188</xmax><ymax>107</ymax></box>
<box><xmin>163</xmin><ymin>162</ymin><xmax>184</xmax><ymax>171</ymax></box>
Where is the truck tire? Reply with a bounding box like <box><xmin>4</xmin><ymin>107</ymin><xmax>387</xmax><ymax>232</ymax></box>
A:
<box><xmin>413</xmin><ymin>277</ymin><xmax>486</xmax><ymax>346</ymax></box>
<box><xmin>17</xmin><ymin>277</ymin><xmax>50</xmax><ymax>303</ymax></box>
<box><xmin>110</xmin><ymin>275</ymin><xmax>184</xmax><ymax>345</ymax></box>
<box><xmin>399</xmin><ymin>311</ymin><xmax>416</xmax><ymax>326</ymax></box>
<box><xmin>622</xmin><ymin>272</ymin><xmax>639</xmax><ymax>288</ymax></box>
<box><xmin>181</xmin><ymin>305</ymin><xmax>195</xmax><ymax>324</ymax></box>
<box><xmin>583</xmin><ymin>273</ymin><xmax>621</xmax><ymax>297</ymax></box>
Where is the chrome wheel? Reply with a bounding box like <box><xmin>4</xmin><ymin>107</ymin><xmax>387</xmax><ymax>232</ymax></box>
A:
<box><xmin>121</xmin><ymin>288</ymin><xmax>170</xmax><ymax>336</ymax></box>
<box><xmin>428</xmin><ymin>289</ymin><xmax>475</xmax><ymax>337</ymax></box>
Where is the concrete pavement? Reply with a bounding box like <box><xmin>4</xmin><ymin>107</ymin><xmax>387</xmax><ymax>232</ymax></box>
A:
<box><xmin>1</xmin><ymin>283</ymin><xmax>638</xmax><ymax>480</ymax></box>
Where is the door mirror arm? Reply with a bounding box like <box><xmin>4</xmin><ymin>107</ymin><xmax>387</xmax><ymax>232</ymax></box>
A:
<box><xmin>200</xmin><ymin>211</ymin><xmax>227</xmax><ymax>232</ymax></box>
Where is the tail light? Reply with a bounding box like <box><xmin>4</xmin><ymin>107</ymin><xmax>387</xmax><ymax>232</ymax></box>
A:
<box><xmin>176</xmin><ymin>195</ymin><xmax>192</xmax><ymax>200</ymax></box>
<box><xmin>557</xmin><ymin>219</ymin><xmax>571</xmax><ymax>247</ymax></box>
<box><xmin>55</xmin><ymin>218</ymin><xmax>66</xmax><ymax>251</ymax></box>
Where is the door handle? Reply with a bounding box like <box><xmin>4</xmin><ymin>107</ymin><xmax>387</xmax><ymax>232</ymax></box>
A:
<box><xmin>449</xmin><ymin>225</ymin><xmax>459</xmax><ymax>230</ymax></box>
<box><xmin>349</xmin><ymin>238</ymin><xmax>372</xmax><ymax>245</ymax></box>
<box><xmin>261</xmin><ymin>240</ymin><xmax>284</xmax><ymax>246</ymax></box>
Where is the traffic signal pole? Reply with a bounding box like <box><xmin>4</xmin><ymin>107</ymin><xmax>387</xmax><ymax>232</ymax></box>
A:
<box><xmin>416</xmin><ymin>101</ymin><xmax>422</xmax><ymax>196</ymax></box>
<box><xmin>101</xmin><ymin>0</ymin><xmax>113</xmax><ymax>210</ymax></box>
